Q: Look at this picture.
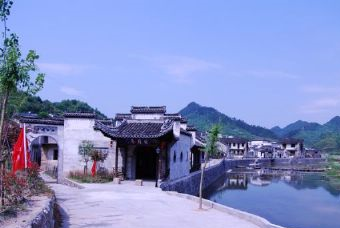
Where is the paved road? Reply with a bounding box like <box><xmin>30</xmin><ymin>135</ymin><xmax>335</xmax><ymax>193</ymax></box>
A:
<box><xmin>51</xmin><ymin>181</ymin><xmax>261</xmax><ymax>228</ymax></box>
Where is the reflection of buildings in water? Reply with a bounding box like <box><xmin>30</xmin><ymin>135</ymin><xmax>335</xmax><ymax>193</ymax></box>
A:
<box><xmin>217</xmin><ymin>174</ymin><xmax>248</xmax><ymax>191</ymax></box>
<box><xmin>250</xmin><ymin>176</ymin><xmax>271</xmax><ymax>186</ymax></box>
<box><xmin>212</xmin><ymin>170</ymin><xmax>340</xmax><ymax>198</ymax></box>
<box><xmin>282</xmin><ymin>175</ymin><xmax>291</xmax><ymax>182</ymax></box>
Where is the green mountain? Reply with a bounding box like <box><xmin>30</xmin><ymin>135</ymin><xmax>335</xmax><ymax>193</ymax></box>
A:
<box><xmin>7</xmin><ymin>91</ymin><xmax>107</xmax><ymax>119</ymax></box>
<box><xmin>271</xmin><ymin>120</ymin><xmax>321</xmax><ymax>137</ymax></box>
<box><xmin>179</xmin><ymin>102</ymin><xmax>277</xmax><ymax>140</ymax></box>
<box><xmin>272</xmin><ymin>116</ymin><xmax>340</xmax><ymax>154</ymax></box>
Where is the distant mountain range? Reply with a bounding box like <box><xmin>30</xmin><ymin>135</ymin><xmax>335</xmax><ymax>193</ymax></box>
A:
<box><xmin>179</xmin><ymin>102</ymin><xmax>340</xmax><ymax>154</ymax></box>
<box><xmin>179</xmin><ymin>102</ymin><xmax>277</xmax><ymax>140</ymax></box>
<box><xmin>271</xmin><ymin>117</ymin><xmax>340</xmax><ymax>154</ymax></box>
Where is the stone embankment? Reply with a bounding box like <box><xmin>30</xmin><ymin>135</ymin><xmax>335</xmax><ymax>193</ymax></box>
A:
<box><xmin>0</xmin><ymin>195</ymin><xmax>56</xmax><ymax>228</ymax></box>
<box><xmin>160</xmin><ymin>159</ymin><xmax>226</xmax><ymax>195</ymax></box>
<box><xmin>161</xmin><ymin>157</ymin><xmax>326</xmax><ymax>195</ymax></box>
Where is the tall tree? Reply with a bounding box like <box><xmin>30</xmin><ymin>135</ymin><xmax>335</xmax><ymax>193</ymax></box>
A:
<box><xmin>198</xmin><ymin>124</ymin><xmax>220</xmax><ymax>209</ymax></box>
<box><xmin>0</xmin><ymin>0</ymin><xmax>45</xmax><ymax>206</ymax></box>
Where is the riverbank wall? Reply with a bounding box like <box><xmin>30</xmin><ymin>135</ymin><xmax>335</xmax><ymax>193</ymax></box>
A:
<box><xmin>160</xmin><ymin>160</ymin><xmax>226</xmax><ymax>195</ymax></box>
<box><xmin>27</xmin><ymin>196</ymin><xmax>56</xmax><ymax>228</ymax></box>
<box><xmin>273</xmin><ymin>158</ymin><xmax>326</xmax><ymax>166</ymax></box>
<box><xmin>161</xmin><ymin>158</ymin><xmax>326</xmax><ymax>195</ymax></box>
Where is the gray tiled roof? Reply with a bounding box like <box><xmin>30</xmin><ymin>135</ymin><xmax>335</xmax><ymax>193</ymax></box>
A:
<box><xmin>130</xmin><ymin>106</ymin><xmax>166</xmax><ymax>114</ymax></box>
<box><xmin>19</xmin><ymin>117</ymin><xmax>64</xmax><ymax>126</ymax></box>
<box><xmin>64</xmin><ymin>113</ymin><xmax>96</xmax><ymax>119</ymax></box>
<box><xmin>94</xmin><ymin>119</ymin><xmax>174</xmax><ymax>139</ymax></box>
<box><xmin>180</xmin><ymin>118</ymin><xmax>188</xmax><ymax>123</ymax></box>
<box><xmin>180</xmin><ymin>129</ymin><xmax>192</xmax><ymax>136</ymax></box>
<box><xmin>115</xmin><ymin>113</ymin><xmax>132</xmax><ymax>120</ymax></box>
<box><xmin>98</xmin><ymin>119</ymin><xmax>114</xmax><ymax>126</ymax></box>
<box><xmin>186</xmin><ymin>126</ymin><xmax>197</xmax><ymax>131</ymax></box>
<box><xmin>164</xmin><ymin>113</ymin><xmax>182</xmax><ymax>121</ymax></box>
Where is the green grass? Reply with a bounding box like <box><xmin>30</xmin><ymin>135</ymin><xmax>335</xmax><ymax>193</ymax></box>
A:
<box><xmin>326</xmin><ymin>155</ymin><xmax>340</xmax><ymax>189</ymax></box>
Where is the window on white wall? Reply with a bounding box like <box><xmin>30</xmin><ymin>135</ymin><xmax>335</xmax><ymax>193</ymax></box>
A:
<box><xmin>180</xmin><ymin>152</ymin><xmax>183</xmax><ymax>162</ymax></box>
<box><xmin>173</xmin><ymin>151</ymin><xmax>176</xmax><ymax>163</ymax></box>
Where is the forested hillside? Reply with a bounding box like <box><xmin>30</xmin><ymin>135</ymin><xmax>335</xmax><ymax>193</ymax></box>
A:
<box><xmin>7</xmin><ymin>92</ymin><xmax>107</xmax><ymax>119</ymax></box>
<box><xmin>179</xmin><ymin>102</ymin><xmax>277</xmax><ymax>140</ymax></box>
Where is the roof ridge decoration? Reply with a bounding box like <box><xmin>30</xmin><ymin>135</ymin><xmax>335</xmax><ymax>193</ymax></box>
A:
<box><xmin>115</xmin><ymin>113</ymin><xmax>132</xmax><ymax>120</ymax></box>
<box><xmin>161</xmin><ymin>119</ymin><xmax>173</xmax><ymax>131</ymax></box>
<box><xmin>19</xmin><ymin>117</ymin><xmax>64</xmax><ymax>126</ymax></box>
<box><xmin>130</xmin><ymin>106</ymin><xmax>166</xmax><ymax>114</ymax></box>
<box><xmin>186</xmin><ymin>126</ymin><xmax>197</xmax><ymax>131</ymax></box>
<box><xmin>64</xmin><ymin>113</ymin><xmax>96</xmax><ymax>119</ymax></box>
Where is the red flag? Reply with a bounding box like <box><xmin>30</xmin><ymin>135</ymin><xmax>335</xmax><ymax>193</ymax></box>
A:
<box><xmin>12</xmin><ymin>128</ymin><xmax>32</xmax><ymax>173</ymax></box>
<box><xmin>91</xmin><ymin>160</ymin><xmax>97</xmax><ymax>176</ymax></box>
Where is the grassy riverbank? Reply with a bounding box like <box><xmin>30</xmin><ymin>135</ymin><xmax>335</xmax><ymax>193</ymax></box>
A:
<box><xmin>327</xmin><ymin>155</ymin><xmax>340</xmax><ymax>189</ymax></box>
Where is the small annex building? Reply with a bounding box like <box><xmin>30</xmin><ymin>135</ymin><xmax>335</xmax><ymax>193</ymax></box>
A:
<box><xmin>17</xmin><ymin>106</ymin><xmax>204</xmax><ymax>183</ymax></box>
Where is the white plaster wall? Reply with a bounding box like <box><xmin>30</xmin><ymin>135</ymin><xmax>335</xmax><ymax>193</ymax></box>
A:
<box><xmin>217</xmin><ymin>142</ymin><xmax>228</xmax><ymax>153</ymax></box>
<box><xmin>133</xmin><ymin>114</ymin><xmax>163</xmax><ymax>120</ymax></box>
<box><xmin>230</xmin><ymin>143</ymin><xmax>246</xmax><ymax>150</ymax></box>
<box><xmin>169</xmin><ymin>134</ymin><xmax>191</xmax><ymax>180</ymax></box>
<box><xmin>180</xmin><ymin>123</ymin><xmax>187</xmax><ymax>130</ymax></box>
<box><xmin>62</xmin><ymin>118</ymin><xmax>117</xmax><ymax>176</ymax></box>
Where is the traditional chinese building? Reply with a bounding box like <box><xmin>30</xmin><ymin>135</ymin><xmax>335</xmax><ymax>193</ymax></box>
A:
<box><xmin>17</xmin><ymin>106</ymin><xmax>204</xmax><ymax>182</ymax></box>
<box><xmin>94</xmin><ymin>106</ymin><xmax>200</xmax><ymax>181</ymax></box>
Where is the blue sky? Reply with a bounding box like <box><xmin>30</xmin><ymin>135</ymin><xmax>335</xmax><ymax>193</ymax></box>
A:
<box><xmin>8</xmin><ymin>0</ymin><xmax>340</xmax><ymax>128</ymax></box>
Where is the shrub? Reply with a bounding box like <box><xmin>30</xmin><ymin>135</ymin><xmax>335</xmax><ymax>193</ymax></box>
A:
<box><xmin>3</xmin><ymin>172</ymin><xmax>29</xmax><ymax>208</ymax></box>
<box><xmin>26</xmin><ymin>163</ymin><xmax>51</xmax><ymax>195</ymax></box>
<box><xmin>0</xmin><ymin>163</ymin><xmax>51</xmax><ymax>215</ymax></box>
<box><xmin>69</xmin><ymin>169</ymin><xmax>113</xmax><ymax>183</ymax></box>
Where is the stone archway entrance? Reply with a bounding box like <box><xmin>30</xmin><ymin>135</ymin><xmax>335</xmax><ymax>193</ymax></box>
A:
<box><xmin>17</xmin><ymin>119</ymin><xmax>64</xmax><ymax>182</ymax></box>
<box><xmin>30</xmin><ymin>135</ymin><xmax>59</xmax><ymax>177</ymax></box>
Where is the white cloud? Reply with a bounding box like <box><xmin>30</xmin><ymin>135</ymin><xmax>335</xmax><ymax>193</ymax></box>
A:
<box><xmin>300</xmin><ymin>97</ymin><xmax>340</xmax><ymax>114</ymax></box>
<box><xmin>38</xmin><ymin>63</ymin><xmax>92</xmax><ymax>76</ymax></box>
<box><xmin>301</xmin><ymin>85</ymin><xmax>340</xmax><ymax>94</ymax></box>
<box><xmin>60</xmin><ymin>86</ymin><xmax>82</xmax><ymax>97</ymax></box>
<box><xmin>133</xmin><ymin>55</ymin><xmax>221</xmax><ymax>83</ymax></box>
<box><xmin>159</xmin><ymin>56</ymin><xmax>221</xmax><ymax>79</ymax></box>
<box><xmin>244</xmin><ymin>70</ymin><xmax>300</xmax><ymax>79</ymax></box>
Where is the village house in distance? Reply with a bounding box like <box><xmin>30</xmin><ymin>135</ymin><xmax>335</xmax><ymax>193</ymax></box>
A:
<box><xmin>218</xmin><ymin>136</ymin><xmax>321</xmax><ymax>159</ymax></box>
<box><xmin>17</xmin><ymin>106</ymin><xmax>205</xmax><ymax>182</ymax></box>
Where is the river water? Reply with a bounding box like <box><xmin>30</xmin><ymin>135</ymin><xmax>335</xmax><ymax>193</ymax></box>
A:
<box><xmin>204</xmin><ymin>169</ymin><xmax>340</xmax><ymax>228</ymax></box>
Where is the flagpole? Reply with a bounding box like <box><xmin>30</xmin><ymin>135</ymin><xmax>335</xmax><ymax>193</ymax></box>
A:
<box><xmin>23</xmin><ymin>123</ymin><xmax>27</xmax><ymax>169</ymax></box>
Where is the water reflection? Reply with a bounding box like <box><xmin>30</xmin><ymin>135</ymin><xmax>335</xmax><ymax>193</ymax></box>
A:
<box><xmin>206</xmin><ymin>169</ymin><xmax>340</xmax><ymax>197</ymax></box>
<box><xmin>205</xmin><ymin>169</ymin><xmax>340</xmax><ymax>228</ymax></box>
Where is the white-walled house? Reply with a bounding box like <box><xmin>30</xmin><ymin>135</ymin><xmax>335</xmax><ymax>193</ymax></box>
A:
<box><xmin>279</xmin><ymin>138</ymin><xmax>304</xmax><ymax>158</ymax></box>
<box><xmin>18</xmin><ymin>106</ymin><xmax>201</xmax><ymax>182</ymax></box>
<box><xmin>219</xmin><ymin>137</ymin><xmax>249</xmax><ymax>159</ymax></box>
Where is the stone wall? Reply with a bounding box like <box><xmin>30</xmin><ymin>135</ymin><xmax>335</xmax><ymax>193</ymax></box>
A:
<box><xmin>273</xmin><ymin>158</ymin><xmax>326</xmax><ymax>166</ymax></box>
<box><xmin>24</xmin><ymin>196</ymin><xmax>56</xmax><ymax>228</ymax></box>
<box><xmin>160</xmin><ymin>160</ymin><xmax>226</xmax><ymax>195</ymax></box>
